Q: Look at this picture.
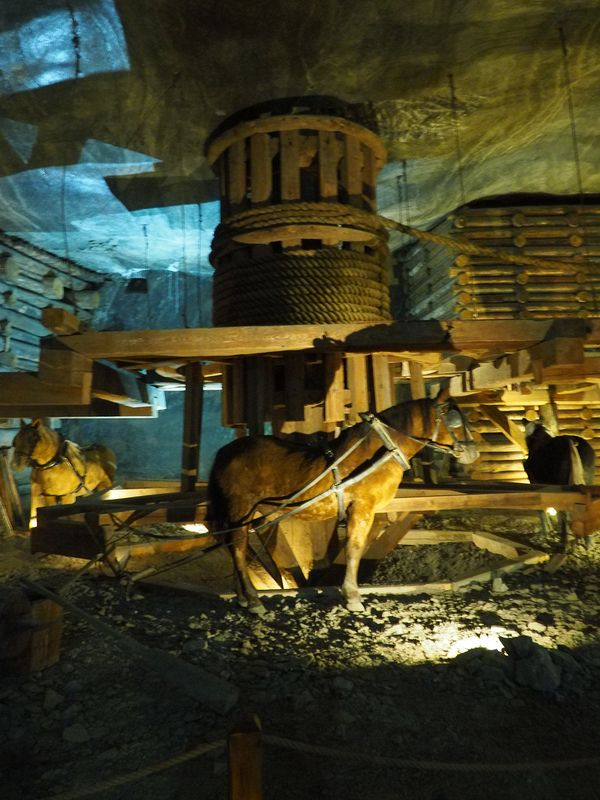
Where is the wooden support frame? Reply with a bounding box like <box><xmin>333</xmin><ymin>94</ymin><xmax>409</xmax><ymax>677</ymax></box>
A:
<box><xmin>180</xmin><ymin>362</ymin><xmax>204</xmax><ymax>493</ymax></box>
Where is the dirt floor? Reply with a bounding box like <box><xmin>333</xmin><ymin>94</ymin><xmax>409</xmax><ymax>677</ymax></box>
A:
<box><xmin>3</xmin><ymin>509</ymin><xmax>600</xmax><ymax>800</ymax></box>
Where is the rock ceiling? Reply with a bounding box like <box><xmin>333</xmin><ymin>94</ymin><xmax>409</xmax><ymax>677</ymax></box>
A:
<box><xmin>0</xmin><ymin>0</ymin><xmax>599</xmax><ymax>278</ymax></box>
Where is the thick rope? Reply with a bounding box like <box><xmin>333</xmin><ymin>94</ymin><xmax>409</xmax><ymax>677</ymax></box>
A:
<box><xmin>42</xmin><ymin>740</ymin><xmax>225</xmax><ymax>800</ymax></box>
<box><xmin>264</xmin><ymin>733</ymin><xmax>600</xmax><ymax>773</ymax></box>
<box><xmin>213</xmin><ymin>248</ymin><xmax>391</xmax><ymax>325</ymax></box>
<box><xmin>381</xmin><ymin>215</ymin><xmax>581</xmax><ymax>274</ymax></box>
<box><xmin>210</xmin><ymin>202</ymin><xmax>580</xmax><ymax>326</ymax></box>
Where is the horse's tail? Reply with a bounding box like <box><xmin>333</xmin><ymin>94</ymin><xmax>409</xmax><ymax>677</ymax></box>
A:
<box><xmin>84</xmin><ymin>444</ymin><xmax>117</xmax><ymax>485</ymax></box>
<box><xmin>568</xmin><ymin>439</ymin><xmax>585</xmax><ymax>485</ymax></box>
<box><xmin>205</xmin><ymin>460</ymin><xmax>230</xmax><ymax>537</ymax></box>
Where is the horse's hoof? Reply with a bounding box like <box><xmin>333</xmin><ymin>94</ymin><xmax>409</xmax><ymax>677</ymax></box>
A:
<box><xmin>345</xmin><ymin>597</ymin><xmax>365</xmax><ymax>613</ymax></box>
<box><xmin>248</xmin><ymin>602</ymin><xmax>267</xmax><ymax>616</ymax></box>
<box><xmin>237</xmin><ymin>597</ymin><xmax>249</xmax><ymax>608</ymax></box>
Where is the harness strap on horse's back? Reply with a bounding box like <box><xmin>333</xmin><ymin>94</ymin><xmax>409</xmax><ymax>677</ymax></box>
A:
<box><xmin>359</xmin><ymin>413</ymin><xmax>412</xmax><ymax>469</ymax></box>
<box><xmin>324</xmin><ymin>447</ymin><xmax>348</xmax><ymax>543</ymax></box>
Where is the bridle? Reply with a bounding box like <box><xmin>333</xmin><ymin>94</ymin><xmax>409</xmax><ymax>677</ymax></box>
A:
<box><xmin>361</xmin><ymin>398</ymin><xmax>475</xmax><ymax>462</ymax></box>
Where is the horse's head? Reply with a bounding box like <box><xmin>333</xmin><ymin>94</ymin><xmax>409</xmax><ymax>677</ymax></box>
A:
<box><xmin>11</xmin><ymin>418</ymin><xmax>45</xmax><ymax>471</ymax></box>
<box><xmin>432</xmin><ymin>388</ymin><xmax>479</xmax><ymax>465</ymax></box>
<box><xmin>522</xmin><ymin>419</ymin><xmax>552</xmax><ymax>451</ymax></box>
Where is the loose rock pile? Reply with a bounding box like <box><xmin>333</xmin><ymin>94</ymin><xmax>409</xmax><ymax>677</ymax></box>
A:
<box><xmin>3</xmin><ymin>513</ymin><xmax>600</xmax><ymax>800</ymax></box>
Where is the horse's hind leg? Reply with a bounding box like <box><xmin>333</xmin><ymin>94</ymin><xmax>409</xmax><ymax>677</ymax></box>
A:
<box><xmin>229</xmin><ymin>526</ymin><xmax>266</xmax><ymax>616</ymax></box>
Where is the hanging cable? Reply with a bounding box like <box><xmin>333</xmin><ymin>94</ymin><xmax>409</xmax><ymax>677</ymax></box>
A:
<box><xmin>448</xmin><ymin>73</ymin><xmax>466</xmax><ymax>207</ymax></box>
<box><xmin>558</xmin><ymin>25</ymin><xmax>584</xmax><ymax>200</ymax></box>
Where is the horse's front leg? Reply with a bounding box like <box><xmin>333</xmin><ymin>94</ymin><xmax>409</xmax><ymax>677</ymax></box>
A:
<box><xmin>28</xmin><ymin>481</ymin><xmax>45</xmax><ymax>529</ymax></box>
<box><xmin>342</xmin><ymin>503</ymin><xmax>376</xmax><ymax>612</ymax></box>
<box><xmin>229</xmin><ymin>526</ymin><xmax>266</xmax><ymax>616</ymax></box>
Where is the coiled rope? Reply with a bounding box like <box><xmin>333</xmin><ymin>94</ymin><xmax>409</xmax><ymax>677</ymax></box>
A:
<box><xmin>210</xmin><ymin>202</ymin><xmax>580</xmax><ymax>326</ymax></box>
<box><xmin>211</xmin><ymin>202</ymin><xmax>391</xmax><ymax>324</ymax></box>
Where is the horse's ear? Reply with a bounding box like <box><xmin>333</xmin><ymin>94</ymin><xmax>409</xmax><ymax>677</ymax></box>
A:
<box><xmin>31</xmin><ymin>418</ymin><xmax>42</xmax><ymax>428</ymax></box>
<box><xmin>434</xmin><ymin>386</ymin><xmax>450</xmax><ymax>403</ymax></box>
<box><xmin>20</xmin><ymin>418</ymin><xmax>26</xmax><ymax>428</ymax></box>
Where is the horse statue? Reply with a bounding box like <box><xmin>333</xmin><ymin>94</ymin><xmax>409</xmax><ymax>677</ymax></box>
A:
<box><xmin>523</xmin><ymin>420</ymin><xmax>595</xmax><ymax>486</ymax></box>
<box><xmin>11</xmin><ymin>418</ymin><xmax>117</xmax><ymax>528</ymax></box>
<box><xmin>523</xmin><ymin>419</ymin><xmax>596</xmax><ymax>545</ymax></box>
<box><xmin>207</xmin><ymin>387</ymin><xmax>478</xmax><ymax>615</ymax></box>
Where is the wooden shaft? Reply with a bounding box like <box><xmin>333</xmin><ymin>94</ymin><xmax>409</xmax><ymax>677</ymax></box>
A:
<box><xmin>180</xmin><ymin>363</ymin><xmax>204</xmax><ymax>492</ymax></box>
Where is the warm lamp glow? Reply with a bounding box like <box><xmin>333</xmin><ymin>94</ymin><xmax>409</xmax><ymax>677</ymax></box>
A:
<box><xmin>546</xmin><ymin>507</ymin><xmax>558</xmax><ymax>517</ymax></box>
<box><xmin>182</xmin><ymin>523</ymin><xmax>209</xmax><ymax>534</ymax></box>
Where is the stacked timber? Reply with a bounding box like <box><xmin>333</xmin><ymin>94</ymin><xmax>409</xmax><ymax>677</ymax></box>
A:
<box><xmin>398</xmin><ymin>198</ymin><xmax>600</xmax><ymax>321</ymax></box>
<box><xmin>0</xmin><ymin>231</ymin><xmax>104</xmax><ymax>372</ymax></box>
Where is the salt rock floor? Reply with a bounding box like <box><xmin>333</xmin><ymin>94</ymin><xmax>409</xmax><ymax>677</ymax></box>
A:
<box><xmin>3</xmin><ymin>510</ymin><xmax>600</xmax><ymax>800</ymax></box>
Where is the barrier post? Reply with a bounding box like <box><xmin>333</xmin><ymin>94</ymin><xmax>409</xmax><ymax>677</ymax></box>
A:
<box><xmin>228</xmin><ymin>715</ymin><xmax>262</xmax><ymax>800</ymax></box>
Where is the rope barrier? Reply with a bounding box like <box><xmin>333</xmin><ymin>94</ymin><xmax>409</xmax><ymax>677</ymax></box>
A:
<box><xmin>42</xmin><ymin>740</ymin><xmax>225</xmax><ymax>800</ymax></box>
<box><xmin>264</xmin><ymin>733</ymin><xmax>600</xmax><ymax>773</ymax></box>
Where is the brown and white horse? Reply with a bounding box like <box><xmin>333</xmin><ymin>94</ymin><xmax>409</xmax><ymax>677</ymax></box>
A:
<box><xmin>12</xmin><ymin>418</ymin><xmax>116</xmax><ymax>528</ymax></box>
<box><xmin>207</xmin><ymin>388</ymin><xmax>478</xmax><ymax>614</ymax></box>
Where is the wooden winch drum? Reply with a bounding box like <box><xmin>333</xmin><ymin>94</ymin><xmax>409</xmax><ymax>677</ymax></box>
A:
<box><xmin>206</xmin><ymin>104</ymin><xmax>392</xmax><ymax>326</ymax></box>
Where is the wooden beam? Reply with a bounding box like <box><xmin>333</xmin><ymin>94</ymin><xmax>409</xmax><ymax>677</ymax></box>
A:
<box><xmin>41</xmin><ymin>307</ymin><xmax>86</xmax><ymax>335</ymax></box>
<box><xmin>0</xmin><ymin>374</ymin><xmax>90</xmax><ymax>405</ymax></box>
<box><xmin>478</xmin><ymin>404</ymin><xmax>528</xmax><ymax>452</ymax></box>
<box><xmin>53</xmin><ymin>320</ymin><xmax>600</xmax><ymax>362</ymax></box>
<box><xmin>0</xmin><ymin>401</ymin><xmax>156</xmax><ymax>418</ymax></box>
<box><xmin>91</xmin><ymin>361</ymin><xmax>154</xmax><ymax>407</ymax></box>
<box><xmin>180</xmin><ymin>363</ymin><xmax>204</xmax><ymax>493</ymax></box>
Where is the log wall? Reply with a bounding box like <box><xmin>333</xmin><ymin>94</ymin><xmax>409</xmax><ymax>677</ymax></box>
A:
<box><xmin>396</xmin><ymin>199</ymin><xmax>600</xmax><ymax>322</ymax></box>
<box><xmin>0</xmin><ymin>231</ymin><xmax>105</xmax><ymax>373</ymax></box>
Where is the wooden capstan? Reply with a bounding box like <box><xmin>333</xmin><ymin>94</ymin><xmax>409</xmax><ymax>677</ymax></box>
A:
<box><xmin>206</xmin><ymin>101</ymin><xmax>398</xmax><ymax>435</ymax></box>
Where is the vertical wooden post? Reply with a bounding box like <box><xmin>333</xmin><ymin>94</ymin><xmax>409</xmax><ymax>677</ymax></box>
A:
<box><xmin>180</xmin><ymin>363</ymin><xmax>204</xmax><ymax>492</ymax></box>
<box><xmin>228</xmin><ymin>716</ymin><xmax>263</xmax><ymax>800</ymax></box>
<box><xmin>408</xmin><ymin>361</ymin><xmax>426</xmax><ymax>399</ymax></box>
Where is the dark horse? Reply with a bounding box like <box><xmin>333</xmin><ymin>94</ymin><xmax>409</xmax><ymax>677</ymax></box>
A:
<box><xmin>207</xmin><ymin>388</ymin><xmax>478</xmax><ymax>615</ymax></box>
<box><xmin>523</xmin><ymin>420</ymin><xmax>595</xmax><ymax>486</ymax></box>
<box><xmin>523</xmin><ymin>419</ymin><xmax>596</xmax><ymax>544</ymax></box>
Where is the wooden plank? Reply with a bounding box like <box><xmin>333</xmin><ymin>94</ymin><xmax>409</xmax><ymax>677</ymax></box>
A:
<box><xmin>408</xmin><ymin>361</ymin><xmax>426</xmax><ymax>399</ymax></box>
<box><xmin>280</xmin><ymin>130</ymin><xmax>300</xmax><ymax>201</ymax></box>
<box><xmin>323</xmin><ymin>352</ymin><xmax>345</xmax><ymax>423</ymax></box>
<box><xmin>371</xmin><ymin>354</ymin><xmax>392</xmax><ymax>411</ymax></box>
<box><xmin>365</xmin><ymin>512</ymin><xmax>422</xmax><ymax>558</ymax></box>
<box><xmin>38</xmin><ymin>341</ymin><xmax>93</xmax><ymax>388</ymax></box>
<box><xmin>318</xmin><ymin>130</ymin><xmax>339</xmax><ymax>200</ymax></box>
<box><xmin>180</xmin><ymin>363</ymin><xmax>204</xmax><ymax>492</ymax></box>
<box><xmin>91</xmin><ymin>361</ymin><xmax>152</xmax><ymax>406</ymax></box>
<box><xmin>0</xmin><ymin>374</ymin><xmax>90</xmax><ymax>405</ymax></box>
<box><xmin>346</xmin><ymin>354</ymin><xmax>369</xmax><ymax>422</ymax></box>
<box><xmin>245</xmin><ymin>357</ymin><xmax>267</xmax><ymax>435</ymax></box>
<box><xmin>0</xmin><ymin>447</ymin><xmax>24</xmax><ymax>528</ymax></box>
<box><xmin>0</xmin><ymin>401</ymin><xmax>156</xmax><ymax>418</ymax></box>
<box><xmin>341</xmin><ymin>135</ymin><xmax>363</xmax><ymax>203</ymax></box>
<box><xmin>250</xmin><ymin>133</ymin><xmax>272</xmax><ymax>204</ymax></box>
<box><xmin>478</xmin><ymin>404</ymin><xmax>528</xmax><ymax>452</ymax></box>
<box><xmin>54</xmin><ymin>319</ymin><xmax>599</xmax><ymax>361</ymax></box>
<box><xmin>283</xmin><ymin>352</ymin><xmax>305</xmax><ymax>421</ymax></box>
<box><xmin>15</xmin><ymin>598</ymin><xmax>63</xmax><ymax>673</ymax></box>
<box><xmin>227</xmin><ymin>139</ymin><xmax>247</xmax><ymax>207</ymax></box>
<box><xmin>41</xmin><ymin>307</ymin><xmax>86</xmax><ymax>335</ymax></box>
